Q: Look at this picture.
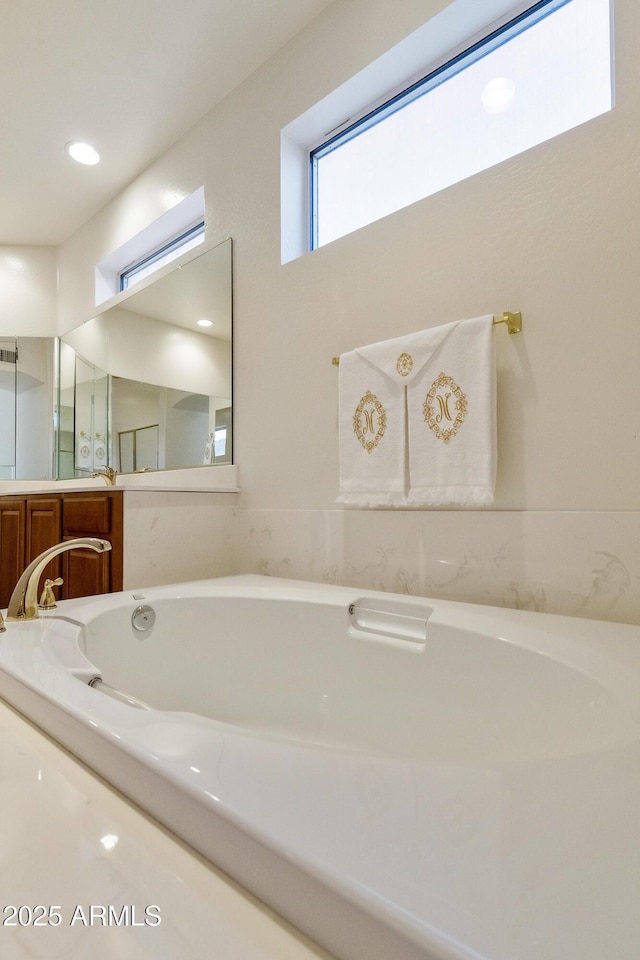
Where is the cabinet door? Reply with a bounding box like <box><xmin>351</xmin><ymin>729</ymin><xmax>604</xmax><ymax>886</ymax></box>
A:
<box><xmin>0</xmin><ymin>499</ymin><xmax>25</xmax><ymax>608</ymax></box>
<box><xmin>26</xmin><ymin>498</ymin><xmax>62</xmax><ymax>587</ymax></box>
<box><xmin>61</xmin><ymin>492</ymin><xmax>123</xmax><ymax>598</ymax></box>
<box><xmin>61</xmin><ymin>539</ymin><xmax>110</xmax><ymax>599</ymax></box>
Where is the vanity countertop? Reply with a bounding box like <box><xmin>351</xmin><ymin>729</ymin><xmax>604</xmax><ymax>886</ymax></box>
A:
<box><xmin>0</xmin><ymin>464</ymin><xmax>239</xmax><ymax>496</ymax></box>
<box><xmin>0</xmin><ymin>698</ymin><xmax>329</xmax><ymax>960</ymax></box>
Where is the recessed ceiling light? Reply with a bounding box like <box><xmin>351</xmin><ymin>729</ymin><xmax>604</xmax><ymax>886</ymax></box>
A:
<box><xmin>197</xmin><ymin>319</ymin><xmax>213</xmax><ymax>327</ymax></box>
<box><xmin>65</xmin><ymin>141</ymin><xmax>101</xmax><ymax>165</ymax></box>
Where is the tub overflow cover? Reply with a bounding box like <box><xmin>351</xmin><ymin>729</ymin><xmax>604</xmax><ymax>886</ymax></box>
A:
<box><xmin>131</xmin><ymin>604</ymin><xmax>156</xmax><ymax>632</ymax></box>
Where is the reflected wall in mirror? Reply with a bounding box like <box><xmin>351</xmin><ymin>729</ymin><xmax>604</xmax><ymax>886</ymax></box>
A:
<box><xmin>57</xmin><ymin>238</ymin><xmax>232</xmax><ymax>479</ymax></box>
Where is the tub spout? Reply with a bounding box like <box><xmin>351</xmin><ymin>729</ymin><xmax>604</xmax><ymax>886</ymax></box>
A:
<box><xmin>6</xmin><ymin>538</ymin><xmax>112</xmax><ymax>622</ymax></box>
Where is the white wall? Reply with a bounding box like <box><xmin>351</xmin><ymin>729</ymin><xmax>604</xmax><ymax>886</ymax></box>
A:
<box><xmin>9</xmin><ymin>0</ymin><xmax>640</xmax><ymax>621</ymax></box>
<box><xmin>0</xmin><ymin>247</ymin><xmax>57</xmax><ymax>336</ymax></box>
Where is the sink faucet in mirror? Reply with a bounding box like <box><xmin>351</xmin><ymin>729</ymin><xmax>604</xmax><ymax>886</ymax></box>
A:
<box><xmin>92</xmin><ymin>466</ymin><xmax>117</xmax><ymax>485</ymax></box>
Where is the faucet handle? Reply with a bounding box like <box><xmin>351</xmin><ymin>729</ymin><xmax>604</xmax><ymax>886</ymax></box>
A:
<box><xmin>38</xmin><ymin>577</ymin><xmax>64</xmax><ymax>610</ymax></box>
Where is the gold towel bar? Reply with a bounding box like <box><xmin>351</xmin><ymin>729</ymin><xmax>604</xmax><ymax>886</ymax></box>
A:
<box><xmin>494</xmin><ymin>310</ymin><xmax>522</xmax><ymax>334</ymax></box>
<box><xmin>331</xmin><ymin>311</ymin><xmax>522</xmax><ymax>365</ymax></box>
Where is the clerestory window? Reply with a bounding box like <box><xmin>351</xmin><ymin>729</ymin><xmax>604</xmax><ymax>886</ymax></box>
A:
<box><xmin>119</xmin><ymin>221</ymin><xmax>205</xmax><ymax>291</ymax></box>
<box><xmin>309</xmin><ymin>0</ymin><xmax>612</xmax><ymax>250</ymax></box>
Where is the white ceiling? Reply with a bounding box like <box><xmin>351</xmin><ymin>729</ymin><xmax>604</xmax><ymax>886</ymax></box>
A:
<box><xmin>0</xmin><ymin>0</ymin><xmax>334</xmax><ymax>246</ymax></box>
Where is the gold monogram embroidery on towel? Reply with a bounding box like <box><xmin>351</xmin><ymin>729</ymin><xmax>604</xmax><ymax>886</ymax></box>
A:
<box><xmin>396</xmin><ymin>353</ymin><xmax>413</xmax><ymax>377</ymax></box>
<box><xmin>353</xmin><ymin>391</ymin><xmax>387</xmax><ymax>453</ymax></box>
<box><xmin>423</xmin><ymin>373</ymin><xmax>468</xmax><ymax>443</ymax></box>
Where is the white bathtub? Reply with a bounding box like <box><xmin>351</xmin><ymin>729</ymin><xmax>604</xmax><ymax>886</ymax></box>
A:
<box><xmin>1</xmin><ymin>575</ymin><xmax>639</xmax><ymax>960</ymax></box>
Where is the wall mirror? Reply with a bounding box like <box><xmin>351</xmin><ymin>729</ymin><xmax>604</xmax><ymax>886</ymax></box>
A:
<box><xmin>0</xmin><ymin>239</ymin><xmax>232</xmax><ymax>482</ymax></box>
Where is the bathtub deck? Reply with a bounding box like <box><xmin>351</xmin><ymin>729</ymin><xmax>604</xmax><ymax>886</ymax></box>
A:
<box><xmin>0</xmin><ymin>575</ymin><xmax>639</xmax><ymax>960</ymax></box>
<box><xmin>0</xmin><ymin>697</ymin><xmax>332</xmax><ymax>960</ymax></box>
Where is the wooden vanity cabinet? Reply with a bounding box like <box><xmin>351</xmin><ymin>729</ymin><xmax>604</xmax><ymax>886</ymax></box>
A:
<box><xmin>0</xmin><ymin>491</ymin><xmax>123</xmax><ymax>608</ymax></box>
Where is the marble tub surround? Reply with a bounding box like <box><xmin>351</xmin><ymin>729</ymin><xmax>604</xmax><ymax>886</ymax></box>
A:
<box><xmin>119</xmin><ymin>496</ymin><xmax>640</xmax><ymax>624</ymax></box>
<box><xmin>241</xmin><ymin>509</ymin><xmax>640</xmax><ymax>626</ymax></box>
<box><xmin>122</xmin><ymin>491</ymin><xmax>239</xmax><ymax>589</ymax></box>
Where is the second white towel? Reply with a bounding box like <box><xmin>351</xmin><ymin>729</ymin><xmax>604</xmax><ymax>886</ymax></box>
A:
<box><xmin>406</xmin><ymin>314</ymin><xmax>496</xmax><ymax>506</ymax></box>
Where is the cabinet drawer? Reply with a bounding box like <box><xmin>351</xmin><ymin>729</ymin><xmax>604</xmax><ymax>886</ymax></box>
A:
<box><xmin>63</xmin><ymin>496</ymin><xmax>112</xmax><ymax>535</ymax></box>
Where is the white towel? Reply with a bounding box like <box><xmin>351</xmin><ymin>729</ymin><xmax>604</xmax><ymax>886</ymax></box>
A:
<box><xmin>337</xmin><ymin>315</ymin><xmax>496</xmax><ymax>507</ymax></box>
<box><xmin>406</xmin><ymin>315</ymin><xmax>496</xmax><ymax>506</ymax></box>
<box><xmin>337</xmin><ymin>347</ymin><xmax>406</xmax><ymax>506</ymax></box>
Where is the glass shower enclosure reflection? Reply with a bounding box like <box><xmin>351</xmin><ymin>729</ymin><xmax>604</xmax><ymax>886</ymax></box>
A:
<box><xmin>1</xmin><ymin>337</ymin><xmax>56</xmax><ymax>481</ymax></box>
<box><xmin>0</xmin><ymin>338</ymin><xmax>17</xmax><ymax>479</ymax></box>
<box><xmin>57</xmin><ymin>341</ymin><xmax>109</xmax><ymax>480</ymax></box>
